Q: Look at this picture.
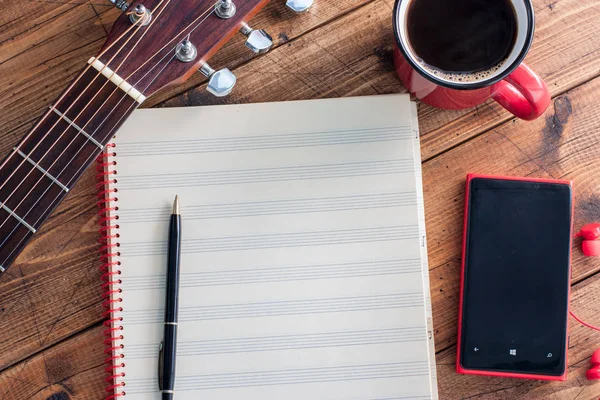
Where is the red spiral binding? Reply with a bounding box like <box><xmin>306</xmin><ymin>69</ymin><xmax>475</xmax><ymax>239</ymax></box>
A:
<box><xmin>97</xmin><ymin>143</ymin><xmax>126</xmax><ymax>399</ymax></box>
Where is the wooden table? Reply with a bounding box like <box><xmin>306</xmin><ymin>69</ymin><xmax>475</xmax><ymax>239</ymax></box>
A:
<box><xmin>1</xmin><ymin>0</ymin><xmax>600</xmax><ymax>398</ymax></box>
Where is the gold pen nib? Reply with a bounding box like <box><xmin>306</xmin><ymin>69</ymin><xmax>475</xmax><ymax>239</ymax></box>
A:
<box><xmin>173</xmin><ymin>195</ymin><xmax>180</xmax><ymax>215</ymax></box>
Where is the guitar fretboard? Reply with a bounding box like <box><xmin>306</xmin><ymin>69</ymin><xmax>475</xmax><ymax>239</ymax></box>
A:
<box><xmin>0</xmin><ymin>65</ymin><xmax>139</xmax><ymax>273</ymax></box>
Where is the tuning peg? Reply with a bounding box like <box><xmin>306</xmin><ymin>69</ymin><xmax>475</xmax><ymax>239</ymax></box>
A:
<box><xmin>129</xmin><ymin>4</ymin><xmax>152</xmax><ymax>26</ymax></box>
<box><xmin>175</xmin><ymin>40</ymin><xmax>197</xmax><ymax>62</ymax></box>
<box><xmin>239</xmin><ymin>23</ymin><xmax>273</xmax><ymax>54</ymax></box>
<box><xmin>199</xmin><ymin>64</ymin><xmax>237</xmax><ymax>97</ymax></box>
<box><xmin>109</xmin><ymin>0</ymin><xmax>129</xmax><ymax>11</ymax></box>
<box><xmin>215</xmin><ymin>0</ymin><xmax>236</xmax><ymax>19</ymax></box>
<box><xmin>286</xmin><ymin>0</ymin><xmax>313</xmax><ymax>12</ymax></box>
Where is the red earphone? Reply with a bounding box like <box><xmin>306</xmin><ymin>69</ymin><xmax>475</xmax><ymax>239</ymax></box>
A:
<box><xmin>587</xmin><ymin>348</ymin><xmax>600</xmax><ymax>380</ymax></box>
<box><xmin>575</xmin><ymin>223</ymin><xmax>600</xmax><ymax>256</ymax></box>
<box><xmin>573</xmin><ymin>223</ymin><xmax>600</xmax><ymax>379</ymax></box>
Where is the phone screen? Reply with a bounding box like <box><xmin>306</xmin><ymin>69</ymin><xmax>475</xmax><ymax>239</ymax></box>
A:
<box><xmin>460</xmin><ymin>177</ymin><xmax>572</xmax><ymax>376</ymax></box>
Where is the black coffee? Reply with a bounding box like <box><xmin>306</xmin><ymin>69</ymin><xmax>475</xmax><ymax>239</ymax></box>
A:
<box><xmin>406</xmin><ymin>0</ymin><xmax>517</xmax><ymax>80</ymax></box>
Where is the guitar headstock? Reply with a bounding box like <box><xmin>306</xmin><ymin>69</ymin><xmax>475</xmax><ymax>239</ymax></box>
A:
<box><xmin>95</xmin><ymin>0</ymin><xmax>313</xmax><ymax>100</ymax></box>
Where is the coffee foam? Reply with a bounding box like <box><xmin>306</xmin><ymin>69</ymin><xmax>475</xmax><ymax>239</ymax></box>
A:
<box><xmin>418</xmin><ymin>58</ymin><xmax>509</xmax><ymax>83</ymax></box>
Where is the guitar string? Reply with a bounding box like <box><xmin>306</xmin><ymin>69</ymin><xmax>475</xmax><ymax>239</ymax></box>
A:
<box><xmin>0</xmin><ymin>0</ymin><xmax>172</xmax><ymax>234</ymax></box>
<box><xmin>0</xmin><ymin>0</ymin><xmax>218</xmax><ymax>257</ymax></box>
<box><xmin>0</xmin><ymin>13</ymin><xmax>148</xmax><ymax>178</ymax></box>
<box><xmin>0</xmin><ymin>0</ymin><xmax>219</xmax><ymax>219</ymax></box>
<box><xmin>124</xmin><ymin>1</ymin><xmax>221</xmax><ymax>87</ymax></box>
<box><xmin>0</xmin><ymin>2</ymin><xmax>221</xmax><ymax>264</ymax></box>
<box><xmin>0</xmin><ymin>0</ymin><xmax>218</xmax><ymax>237</ymax></box>
<box><xmin>0</xmin><ymin>12</ymin><xmax>147</xmax><ymax>190</ymax></box>
<box><xmin>0</xmin><ymin>0</ymin><xmax>220</xmax><ymax>241</ymax></box>
<box><xmin>0</xmin><ymin>0</ymin><xmax>219</xmax><ymax>227</ymax></box>
<box><xmin>0</xmin><ymin>53</ymin><xmax>177</xmax><ymax>264</ymax></box>
<box><xmin>0</xmin><ymin>0</ymin><xmax>170</xmax><ymax>227</ymax></box>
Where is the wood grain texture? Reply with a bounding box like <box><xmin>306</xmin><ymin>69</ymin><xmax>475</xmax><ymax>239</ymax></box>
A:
<box><xmin>162</xmin><ymin>0</ymin><xmax>600</xmax><ymax>160</ymax></box>
<box><xmin>0</xmin><ymin>250</ymin><xmax>598</xmax><ymax>399</ymax></box>
<box><xmin>97</xmin><ymin>0</ymin><xmax>272</xmax><ymax>97</ymax></box>
<box><xmin>0</xmin><ymin>0</ymin><xmax>377</xmax><ymax>154</ymax></box>
<box><xmin>0</xmin><ymin>168</ymin><xmax>103</xmax><ymax>371</ymax></box>
<box><xmin>0</xmin><ymin>2</ymin><xmax>118</xmax><ymax>152</ymax></box>
<box><xmin>0</xmin><ymin>325</ymin><xmax>106</xmax><ymax>399</ymax></box>
<box><xmin>0</xmin><ymin>69</ymin><xmax>138</xmax><ymax>272</ymax></box>
<box><xmin>435</xmin><ymin>272</ymin><xmax>600</xmax><ymax>400</ymax></box>
<box><xmin>418</xmin><ymin>0</ymin><xmax>600</xmax><ymax>160</ymax></box>
<box><xmin>425</xmin><ymin>74</ymin><xmax>600</xmax><ymax>354</ymax></box>
<box><xmin>143</xmin><ymin>0</ymin><xmax>380</xmax><ymax>105</ymax></box>
<box><xmin>162</xmin><ymin>0</ymin><xmax>405</xmax><ymax>107</ymax></box>
<box><xmin>0</xmin><ymin>0</ymin><xmax>600</xmax><ymax>398</ymax></box>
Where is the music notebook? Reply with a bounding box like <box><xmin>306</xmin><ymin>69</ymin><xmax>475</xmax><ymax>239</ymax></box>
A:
<box><xmin>97</xmin><ymin>94</ymin><xmax>438</xmax><ymax>399</ymax></box>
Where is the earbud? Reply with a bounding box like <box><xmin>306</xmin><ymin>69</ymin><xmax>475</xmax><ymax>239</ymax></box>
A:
<box><xmin>576</xmin><ymin>223</ymin><xmax>600</xmax><ymax>240</ymax></box>
<box><xmin>582</xmin><ymin>239</ymin><xmax>600</xmax><ymax>257</ymax></box>
<box><xmin>587</xmin><ymin>348</ymin><xmax>600</xmax><ymax>380</ymax></box>
<box><xmin>575</xmin><ymin>223</ymin><xmax>600</xmax><ymax>256</ymax></box>
<box><xmin>571</xmin><ymin>224</ymin><xmax>600</xmax><ymax>380</ymax></box>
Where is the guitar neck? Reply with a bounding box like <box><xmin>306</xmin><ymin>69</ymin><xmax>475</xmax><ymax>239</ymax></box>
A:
<box><xmin>0</xmin><ymin>0</ymin><xmax>278</xmax><ymax>277</ymax></box>
<box><xmin>0</xmin><ymin>64</ymin><xmax>141</xmax><ymax>274</ymax></box>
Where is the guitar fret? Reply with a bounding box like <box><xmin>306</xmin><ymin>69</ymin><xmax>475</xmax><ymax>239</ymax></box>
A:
<box><xmin>50</xmin><ymin>107</ymin><xmax>104</xmax><ymax>150</ymax></box>
<box><xmin>14</xmin><ymin>148</ymin><xmax>69</xmax><ymax>193</ymax></box>
<box><xmin>0</xmin><ymin>202</ymin><xmax>36</xmax><ymax>233</ymax></box>
<box><xmin>0</xmin><ymin>61</ymin><xmax>139</xmax><ymax>273</ymax></box>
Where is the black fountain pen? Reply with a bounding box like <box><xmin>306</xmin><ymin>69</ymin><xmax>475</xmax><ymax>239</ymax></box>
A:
<box><xmin>158</xmin><ymin>196</ymin><xmax>182</xmax><ymax>400</ymax></box>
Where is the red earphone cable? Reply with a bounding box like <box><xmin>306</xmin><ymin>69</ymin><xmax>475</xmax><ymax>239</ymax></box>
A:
<box><xmin>571</xmin><ymin>229</ymin><xmax>600</xmax><ymax>332</ymax></box>
<box><xmin>570</xmin><ymin>310</ymin><xmax>600</xmax><ymax>332</ymax></box>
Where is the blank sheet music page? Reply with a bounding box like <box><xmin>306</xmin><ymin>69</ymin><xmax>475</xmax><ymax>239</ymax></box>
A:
<box><xmin>108</xmin><ymin>94</ymin><xmax>435</xmax><ymax>399</ymax></box>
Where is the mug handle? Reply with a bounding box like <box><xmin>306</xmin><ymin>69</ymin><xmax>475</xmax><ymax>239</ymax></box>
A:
<box><xmin>491</xmin><ymin>63</ymin><xmax>550</xmax><ymax>121</ymax></box>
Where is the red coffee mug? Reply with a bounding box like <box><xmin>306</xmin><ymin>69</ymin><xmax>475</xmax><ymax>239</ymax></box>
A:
<box><xmin>392</xmin><ymin>0</ymin><xmax>550</xmax><ymax>121</ymax></box>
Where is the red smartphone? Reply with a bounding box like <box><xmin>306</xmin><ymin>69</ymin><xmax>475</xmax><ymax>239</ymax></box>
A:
<box><xmin>456</xmin><ymin>174</ymin><xmax>574</xmax><ymax>381</ymax></box>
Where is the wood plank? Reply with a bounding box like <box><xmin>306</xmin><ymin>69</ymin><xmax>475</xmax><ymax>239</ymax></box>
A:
<box><xmin>0</xmin><ymin>0</ymin><xmax>377</xmax><ymax>150</ymax></box>
<box><xmin>426</xmin><ymin>74</ymin><xmax>600</xmax><ymax>352</ymax></box>
<box><xmin>0</xmin><ymin>0</ymin><xmax>599</xmax><ymax>398</ymax></box>
<box><xmin>1</xmin><ymin>265</ymin><xmax>598</xmax><ymax>399</ymax></box>
<box><xmin>0</xmin><ymin>168</ymin><xmax>104</xmax><ymax>371</ymax></box>
<box><xmin>3</xmin><ymin>66</ymin><xmax>600</xmax><ymax>400</ymax></box>
<box><xmin>0</xmin><ymin>2</ymin><xmax>118</xmax><ymax>149</ymax></box>
<box><xmin>2</xmin><ymin>0</ymin><xmax>599</xmax><ymax>157</ymax></box>
<box><xmin>0</xmin><ymin>325</ymin><xmax>106</xmax><ymax>400</ymax></box>
<box><xmin>161</xmin><ymin>0</ymin><xmax>405</xmax><ymax>108</ymax></box>
<box><xmin>419</xmin><ymin>0</ymin><xmax>600</xmax><ymax>161</ymax></box>
<box><xmin>435</xmin><ymin>272</ymin><xmax>600</xmax><ymax>400</ymax></box>
<box><xmin>0</xmin><ymin>1</ymin><xmax>108</xmax><ymax>44</ymax></box>
<box><xmin>162</xmin><ymin>0</ymin><xmax>600</xmax><ymax>162</ymax></box>
<box><xmin>145</xmin><ymin>0</ymin><xmax>380</xmax><ymax>106</ymax></box>
<box><xmin>159</xmin><ymin>0</ymin><xmax>600</xmax><ymax>354</ymax></box>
